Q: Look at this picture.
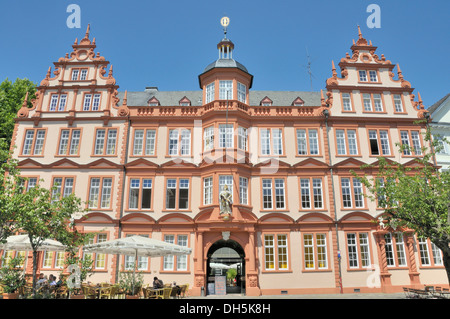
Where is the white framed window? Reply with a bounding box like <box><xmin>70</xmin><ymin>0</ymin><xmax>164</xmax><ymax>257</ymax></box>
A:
<box><xmin>163</xmin><ymin>235</ymin><xmax>175</xmax><ymax>270</ymax></box>
<box><xmin>219</xmin><ymin>124</ymin><xmax>233</xmax><ymax>148</ymax></box>
<box><xmin>168</xmin><ymin>129</ymin><xmax>191</xmax><ymax>156</ymax></box>
<box><xmin>94</xmin><ymin>234</ymin><xmax>107</xmax><ymax>269</ymax></box>
<box><xmin>22</xmin><ymin>129</ymin><xmax>46</xmax><ymax>155</ymax></box>
<box><xmin>393</xmin><ymin>94</ymin><xmax>404</xmax><ymax>112</ymax></box>
<box><xmin>418</xmin><ymin>237</ymin><xmax>431</xmax><ymax>266</ymax></box>
<box><xmin>128</xmin><ymin>178</ymin><xmax>152</xmax><ymax>210</ymax></box>
<box><xmin>347</xmin><ymin>232</ymin><xmax>371</xmax><ymax>269</ymax></box>
<box><xmin>94</xmin><ymin>128</ymin><xmax>117</xmax><ymax>155</ymax></box>
<box><xmin>263</xmin><ymin>234</ymin><xmax>289</xmax><ymax>271</ymax></box>
<box><xmin>300</xmin><ymin>178</ymin><xmax>324</xmax><ymax>210</ymax></box>
<box><xmin>238</xmin><ymin>126</ymin><xmax>248</xmax><ymax>151</ymax></box>
<box><xmin>88</xmin><ymin>177</ymin><xmax>113</xmax><ymax>209</ymax></box>
<box><xmin>363</xmin><ymin>93</ymin><xmax>372</xmax><ymax>111</ymax></box>
<box><xmin>51</xmin><ymin>177</ymin><xmax>74</xmax><ymax>201</ymax></box>
<box><xmin>342</xmin><ymin>93</ymin><xmax>352</xmax><ymax>111</ymax></box>
<box><xmin>368</xmin><ymin>129</ymin><xmax>391</xmax><ymax>156</ymax></box>
<box><xmin>206</xmin><ymin>82</ymin><xmax>215</xmax><ymax>103</ymax></box>
<box><xmin>434</xmin><ymin>135</ymin><xmax>450</xmax><ymax>155</ymax></box>
<box><xmin>80</xmin><ymin>69</ymin><xmax>88</xmax><ymax>81</ymax></box>
<box><xmin>71</xmin><ymin>69</ymin><xmax>79</xmax><ymax>81</ymax></box>
<box><xmin>260</xmin><ymin>128</ymin><xmax>283</xmax><ymax>155</ymax></box>
<box><xmin>297</xmin><ymin>129</ymin><xmax>319</xmax><ymax>155</ymax></box>
<box><xmin>58</xmin><ymin>129</ymin><xmax>81</xmax><ymax>156</ymax></box>
<box><xmin>163</xmin><ymin>234</ymin><xmax>189</xmax><ymax>271</ymax></box>
<box><xmin>400</xmin><ymin>130</ymin><xmax>422</xmax><ymax>156</ymax></box>
<box><xmin>219</xmin><ymin>80</ymin><xmax>233</xmax><ymax>100</ymax></box>
<box><xmin>303</xmin><ymin>233</ymin><xmax>328</xmax><ymax>270</ymax></box>
<box><xmin>369</xmin><ymin>70</ymin><xmax>378</xmax><ymax>82</ymax></box>
<box><xmin>237</xmin><ymin>82</ymin><xmax>246</xmax><ymax>103</ymax></box>
<box><xmin>204</xmin><ymin>126</ymin><xmax>214</xmax><ymax>151</ymax></box>
<box><xmin>373</xmin><ymin>94</ymin><xmax>383</xmax><ymax>112</ymax></box>
<box><xmin>165</xmin><ymin>178</ymin><xmax>190</xmax><ymax>210</ymax></box>
<box><xmin>49</xmin><ymin>94</ymin><xmax>67</xmax><ymax>112</ymax></box>
<box><xmin>83</xmin><ymin>93</ymin><xmax>101</xmax><ymax>111</ymax></box>
<box><xmin>239</xmin><ymin>177</ymin><xmax>248</xmax><ymax>205</ymax></box>
<box><xmin>336</xmin><ymin>129</ymin><xmax>358</xmax><ymax>155</ymax></box>
<box><xmin>262</xmin><ymin>178</ymin><xmax>285</xmax><ymax>210</ymax></box>
<box><xmin>341</xmin><ymin>177</ymin><xmax>364</xmax><ymax>208</ymax></box>
<box><xmin>203</xmin><ymin>177</ymin><xmax>213</xmax><ymax>205</ymax></box>
<box><xmin>359</xmin><ymin>70</ymin><xmax>368</xmax><ymax>82</ymax></box>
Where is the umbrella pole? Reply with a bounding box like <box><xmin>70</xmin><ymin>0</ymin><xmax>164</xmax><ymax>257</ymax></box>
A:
<box><xmin>133</xmin><ymin>249</ymin><xmax>137</xmax><ymax>296</ymax></box>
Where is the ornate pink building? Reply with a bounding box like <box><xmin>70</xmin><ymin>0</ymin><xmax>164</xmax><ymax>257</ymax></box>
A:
<box><xmin>4</xmin><ymin>24</ymin><xmax>446</xmax><ymax>296</ymax></box>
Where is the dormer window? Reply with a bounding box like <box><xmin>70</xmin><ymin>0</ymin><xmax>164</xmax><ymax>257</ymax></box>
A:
<box><xmin>148</xmin><ymin>97</ymin><xmax>160</xmax><ymax>106</ymax></box>
<box><xmin>260</xmin><ymin>97</ymin><xmax>273</xmax><ymax>106</ymax></box>
<box><xmin>292</xmin><ymin>97</ymin><xmax>305</xmax><ymax>107</ymax></box>
<box><xmin>179</xmin><ymin>97</ymin><xmax>191</xmax><ymax>106</ymax></box>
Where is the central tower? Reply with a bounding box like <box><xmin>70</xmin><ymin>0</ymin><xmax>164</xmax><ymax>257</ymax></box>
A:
<box><xmin>198</xmin><ymin>17</ymin><xmax>253</xmax><ymax>105</ymax></box>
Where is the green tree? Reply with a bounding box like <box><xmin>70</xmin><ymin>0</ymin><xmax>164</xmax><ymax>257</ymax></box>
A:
<box><xmin>13</xmin><ymin>179</ymin><xmax>91</xmax><ymax>297</ymax></box>
<box><xmin>0</xmin><ymin>147</ymin><xmax>21</xmax><ymax>243</ymax></box>
<box><xmin>354</xmin><ymin>122</ymin><xmax>450</xmax><ymax>284</ymax></box>
<box><xmin>0</xmin><ymin>78</ymin><xmax>37</xmax><ymax>161</ymax></box>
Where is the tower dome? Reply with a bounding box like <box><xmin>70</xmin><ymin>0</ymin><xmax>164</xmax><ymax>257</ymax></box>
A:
<box><xmin>198</xmin><ymin>17</ymin><xmax>252</xmax><ymax>89</ymax></box>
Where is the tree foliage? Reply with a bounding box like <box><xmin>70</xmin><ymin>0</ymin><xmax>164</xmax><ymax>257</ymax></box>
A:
<box><xmin>0</xmin><ymin>151</ymin><xmax>93</xmax><ymax>297</ymax></box>
<box><xmin>354</xmin><ymin>121</ymin><xmax>450</xmax><ymax>283</ymax></box>
<box><xmin>0</xmin><ymin>78</ymin><xmax>37</xmax><ymax>162</ymax></box>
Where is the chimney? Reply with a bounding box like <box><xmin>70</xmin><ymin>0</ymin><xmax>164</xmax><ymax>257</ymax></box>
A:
<box><xmin>145</xmin><ymin>87</ymin><xmax>158</xmax><ymax>92</ymax></box>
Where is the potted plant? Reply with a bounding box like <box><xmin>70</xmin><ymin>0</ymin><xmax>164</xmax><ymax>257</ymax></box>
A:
<box><xmin>0</xmin><ymin>256</ymin><xmax>26</xmax><ymax>299</ymax></box>
<box><xmin>118</xmin><ymin>267</ymin><xmax>144</xmax><ymax>299</ymax></box>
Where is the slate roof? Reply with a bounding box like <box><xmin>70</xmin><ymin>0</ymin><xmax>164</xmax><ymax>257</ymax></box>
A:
<box><xmin>117</xmin><ymin>90</ymin><xmax>322</xmax><ymax>107</ymax></box>
<box><xmin>428</xmin><ymin>93</ymin><xmax>450</xmax><ymax>115</ymax></box>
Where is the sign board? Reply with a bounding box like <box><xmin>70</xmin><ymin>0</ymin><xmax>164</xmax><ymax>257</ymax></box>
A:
<box><xmin>215</xmin><ymin>276</ymin><xmax>226</xmax><ymax>295</ymax></box>
<box><xmin>207</xmin><ymin>283</ymin><xmax>215</xmax><ymax>295</ymax></box>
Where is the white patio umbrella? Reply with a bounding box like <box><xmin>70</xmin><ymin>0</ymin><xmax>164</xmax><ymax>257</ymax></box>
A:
<box><xmin>0</xmin><ymin>234</ymin><xmax>67</xmax><ymax>279</ymax></box>
<box><xmin>83</xmin><ymin>235</ymin><xmax>192</xmax><ymax>293</ymax></box>
<box><xmin>210</xmin><ymin>262</ymin><xmax>240</xmax><ymax>270</ymax></box>
<box><xmin>0</xmin><ymin>234</ymin><xmax>67</xmax><ymax>252</ymax></box>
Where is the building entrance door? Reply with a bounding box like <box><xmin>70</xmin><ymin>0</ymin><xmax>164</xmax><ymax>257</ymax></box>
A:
<box><xmin>206</xmin><ymin>239</ymin><xmax>246</xmax><ymax>295</ymax></box>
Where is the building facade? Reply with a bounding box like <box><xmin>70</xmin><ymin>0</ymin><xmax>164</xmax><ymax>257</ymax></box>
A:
<box><xmin>4</xmin><ymin>25</ymin><xmax>448</xmax><ymax>296</ymax></box>
<box><xmin>429</xmin><ymin>94</ymin><xmax>450</xmax><ymax>171</ymax></box>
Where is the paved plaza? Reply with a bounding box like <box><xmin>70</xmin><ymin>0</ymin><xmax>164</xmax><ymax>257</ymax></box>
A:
<box><xmin>188</xmin><ymin>292</ymin><xmax>406</xmax><ymax>299</ymax></box>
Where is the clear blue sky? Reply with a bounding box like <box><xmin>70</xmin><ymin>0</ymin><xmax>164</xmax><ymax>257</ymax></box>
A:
<box><xmin>0</xmin><ymin>0</ymin><xmax>448</xmax><ymax>107</ymax></box>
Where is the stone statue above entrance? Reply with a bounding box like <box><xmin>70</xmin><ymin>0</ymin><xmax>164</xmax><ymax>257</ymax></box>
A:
<box><xmin>219</xmin><ymin>185</ymin><xmax>232</xmax><ymax>220</ymax></box>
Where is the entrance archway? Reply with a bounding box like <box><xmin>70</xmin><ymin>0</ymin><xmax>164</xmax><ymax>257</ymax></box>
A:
<box><xmin>206</xmin><ymin>239</ymin><xmax>246</xmax><ymax>295</ymax></box>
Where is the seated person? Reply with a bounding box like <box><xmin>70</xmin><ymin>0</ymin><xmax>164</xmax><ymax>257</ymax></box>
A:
<box><xmin>172</xmin><ymin>281</ymin><xmax>181</xmax><ymax>296</ymax></box>
<box><xmin>153</xmin><ymin>277</ymin><xmax>164</xmax><ymax>289</ymax></box>
<box><xmin>49</xmin><ymin>275</ymin><xmax>57</xmax><ymax>286</ymax></box>
<box><xmin>55</xmin><ymin>275</ymin><xmax>64</xmax><ymax>288</ymax></box>
<box><xmin>37</xmin><ymin>274</ymin><xmax>48</xmax><ymax>288</ymax></box>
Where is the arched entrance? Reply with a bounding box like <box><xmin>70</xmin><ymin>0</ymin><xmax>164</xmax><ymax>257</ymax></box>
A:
<box><xmin>206</xmin><ymin>239</ymin><xmax>246</xmax><ymax>295</ymax></box>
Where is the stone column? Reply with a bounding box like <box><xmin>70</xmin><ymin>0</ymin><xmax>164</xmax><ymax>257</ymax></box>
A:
<box><xmin>374</xmin><ymin>230</ymin><xmax>392</xmax><ymax>292</ymax></box>
<box><xmin>405</xmin><ymin>231</ymin><xmax>421</xmax><ymax>287</ymax></box>
<box><xmin>192</xmin><ymin>231</ymin><xmax>205</xmax><ymax>296</ymax></box>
